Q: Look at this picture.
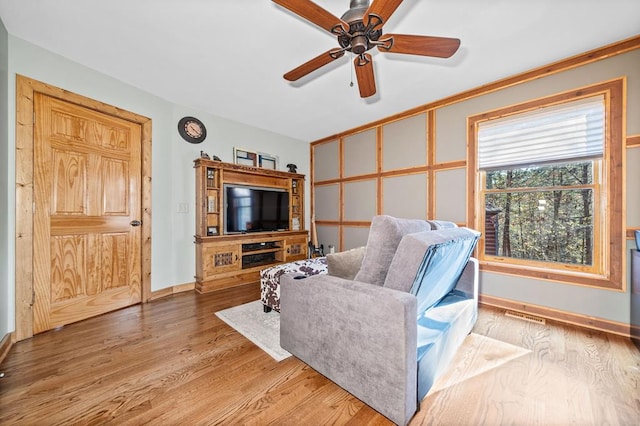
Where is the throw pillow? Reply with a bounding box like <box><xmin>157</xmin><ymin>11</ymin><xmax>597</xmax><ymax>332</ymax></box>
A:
<box><xmin>426</xmin><ymin>220</ymin><xmax>458</xmax><ymax>229</ymax></box>
<box><xmin>326</xmin><ymin>246</ymin><xmax>366</xmax><ymax>280</ymax></box>
<box><xmin>353</xmin><ymin>215</ymin><xmax>432</xmax><ymax>286</ymax></box>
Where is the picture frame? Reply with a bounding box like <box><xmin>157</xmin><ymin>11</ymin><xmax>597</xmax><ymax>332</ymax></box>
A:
<box><xmin>207</xmin><ymin>226</ymin><xmax>218</xmax><ymax>236</ymax></box>
<box><xmin>258</xmin><ymin>152</ymin><xmax>278</xmax><ymax>170</ymax></box>
<box><xmin>233</xmin><ymin>148</ymin><xmax>257</xmax><ymax>167</ymax></box>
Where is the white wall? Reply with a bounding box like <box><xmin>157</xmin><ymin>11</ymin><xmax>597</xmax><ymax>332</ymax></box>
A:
<box><xmin>1</xmin><ymin>35</ymin><xmax>309</xmax><ymax>334</ymax></box>
<box><xmin>0</xmin><ymin>19</ymin><xmax>9</xmax><ymax>340</ymax></box>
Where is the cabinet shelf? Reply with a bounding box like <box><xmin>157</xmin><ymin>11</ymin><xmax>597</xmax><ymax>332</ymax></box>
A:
<box><xmin>242</xmin><ymin>253</ymin><xmax>281</xmax><ymax>269</ymax></box>
<box><xmin>243</xmin><ymin>247</ymin><xmax>281</xmax><ymax>255</ymax></box>
<box><xmin>242</xmin><ymin>259</ymin><xmax>278</xmax><ymax>269</ymax></box>
<box><xmin>242</xmin><ymin>241</ymin><xmax>281</xmax><ymax>252</ymax></box>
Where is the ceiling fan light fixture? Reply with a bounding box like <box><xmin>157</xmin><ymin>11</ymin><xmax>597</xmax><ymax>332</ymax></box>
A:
<box><xmin>351</xmin><ymin>35</ymin><xmax>368</xmax><ymax>54</ymax></box>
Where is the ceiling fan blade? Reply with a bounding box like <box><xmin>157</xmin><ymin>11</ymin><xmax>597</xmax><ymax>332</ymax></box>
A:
<box><xmin>364</xmin><ymin>0</ymin><xmax>404</xmax><ymax>26</ymax></box>
<box><xmin>273</xmin><ymin>0</ymin><xmax>348</xmax><ymax>34</ymax></box>
<box><xmin>379</xmin><ymin>34</ymin><xmax>461</xmax><ymax>58</ymax></box>
<box><xmin>354</xmin><ymin>54</ymin><xmax>376</xmax><ymax>98</ymax></box>
<box><xmin>284</xmin><ymin>49</ymin><xmax>345</xmax><ymax>81</ymax></box>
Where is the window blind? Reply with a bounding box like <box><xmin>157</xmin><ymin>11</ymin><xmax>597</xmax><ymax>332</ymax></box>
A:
<box><xmin>477</xmin><ymin>95</ymin><xmax>604</xmax><ymax>170</ymax></box>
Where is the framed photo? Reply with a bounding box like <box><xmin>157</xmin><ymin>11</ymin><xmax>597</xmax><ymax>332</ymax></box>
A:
<box><xmin>207</xmin><ymin>226</ymin><xmax>218</xmax><ymax>236</ymax></box>
<box><xmin>258</xmin><ymin>152</ymin><xmax>278</xmax><ymax>170</ymax></box>
<box><xmin>233</xmin><ymin>148</ymin><xmax>257</xmax><ymax>167</ymax></box>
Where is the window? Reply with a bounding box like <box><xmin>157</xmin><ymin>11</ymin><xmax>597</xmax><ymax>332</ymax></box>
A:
<box><xmin>468</xmin><ymin>80</ymin><xmax>624</xmax><ymax>289</ymax></box>
<box><xmin>484</xmin><ymin>160</ymin><xmax>599</xmax><ymax>264</ymax></box>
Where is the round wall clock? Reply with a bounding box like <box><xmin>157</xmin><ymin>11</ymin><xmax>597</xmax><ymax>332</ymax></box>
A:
<box><xmin>178</xmin><ymin>116</ymin><xmax>207</xmax><ymax>144</ymax></box>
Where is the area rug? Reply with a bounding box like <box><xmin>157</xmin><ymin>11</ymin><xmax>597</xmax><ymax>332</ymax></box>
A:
<box><xmin>430</xmin><ymin>333</ymin><xmax>531</xmax><ymax>393</ymax></box>
<box><xmin>215</xmin><ymin>300</ymin><xmax>291</xmax><ymax>362</ymax></box>
<box><xmin>215</xmin><ymin>301</ymin><xmax>530</xmax><ymax>370</ymax></box>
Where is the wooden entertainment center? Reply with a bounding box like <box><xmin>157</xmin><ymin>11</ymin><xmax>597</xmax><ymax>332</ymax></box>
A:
<box><xmin>194</xmin><ymin>159</ymin><xmax>307</xmax><ymax>293</ymax></box>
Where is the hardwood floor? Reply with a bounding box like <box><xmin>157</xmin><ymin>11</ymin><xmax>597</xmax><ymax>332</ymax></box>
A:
<box><xmin>1</xmin><ymin>284</ymin><xmax>638</xmax><ymax>425</ymax></box>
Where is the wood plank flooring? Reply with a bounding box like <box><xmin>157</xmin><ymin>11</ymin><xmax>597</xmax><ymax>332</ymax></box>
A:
<box><xmin>1</xmin><ymin>283</ymin><xmax>639</xmax><ymax>425</ymax></box>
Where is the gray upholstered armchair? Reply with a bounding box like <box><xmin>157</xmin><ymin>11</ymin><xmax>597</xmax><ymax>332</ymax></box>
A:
<box><xmin>279</xmin><ymin>215</ymin><xmax>480</xmax><ymax>425</ymax></box>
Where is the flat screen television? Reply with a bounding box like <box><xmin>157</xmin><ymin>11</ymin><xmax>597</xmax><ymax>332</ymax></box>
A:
<box><xmin>224</xmin><ymin>184</ymin><xmax>290</xmax><ymax>234</ymax></box>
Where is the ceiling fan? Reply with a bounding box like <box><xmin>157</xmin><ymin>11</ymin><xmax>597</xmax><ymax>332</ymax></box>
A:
<box><xmin>273</xmin><ymin>0</ymin><xmax>461</xmax><ymax>98</ymax></box>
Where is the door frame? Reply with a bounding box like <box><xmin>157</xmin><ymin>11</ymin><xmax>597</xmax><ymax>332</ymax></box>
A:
<box><xmin>15</xmin><ymin>75</ymin><xmax>152</xmax><ymax>341</ymax></box>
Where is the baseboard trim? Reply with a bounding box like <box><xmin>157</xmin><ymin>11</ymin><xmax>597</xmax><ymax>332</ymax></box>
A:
<box><xmin>479</xmin><ymin>294</ymin><xmax>631</xmax><ymax>337</ymax></box>
<box><xmin>0</xmin><ymin>332</ymin><xmax>14</xmax><ymax>365</ymax></box>
<box><xmin>150</xmin><ymin>282</ymin><xmax>195</xmax><ymax>301</ymax></box>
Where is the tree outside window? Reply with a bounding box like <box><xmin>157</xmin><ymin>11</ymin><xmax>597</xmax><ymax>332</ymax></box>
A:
<box><xmin>484</xmin><ymin>161</ymin><xmax>596</xmax><ymax>268</ymax></box>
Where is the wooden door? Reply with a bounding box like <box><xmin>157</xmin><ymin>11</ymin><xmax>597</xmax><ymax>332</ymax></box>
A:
<box><xmin>32</xmin><ymin>93</ymin><xmax>143</xmax><ymax>334</ymax></box>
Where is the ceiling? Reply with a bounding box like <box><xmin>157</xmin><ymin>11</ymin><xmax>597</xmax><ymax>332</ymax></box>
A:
<box><xmin>0</xmin><ymin>0</ymin><xmax>638</xmax><ymax>142</ymax></box>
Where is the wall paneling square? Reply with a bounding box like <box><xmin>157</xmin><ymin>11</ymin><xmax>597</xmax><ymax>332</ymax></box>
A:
<box><xmin>315</xmin><ymin>184</ymin><xmax>340</xmax><ymax>221</ymax></box>
<box><xmin>382</xmin><ymin>173</ymin><xmax>427</xmax><ymax>219</ymax></box>
<box><xmin>344</xmin><ymin>129</ymin><xmax>377</xmax><ymax>177</ymax></box>
<box><xmin>313</xmin><ymin>140</ymin><xmax>340</xmax><ymax>182</ymax></box>
<box><xmin>435</xmin><ymin>168</ymin><xmax>466</xmax><ymax>223</ymax></box>
<box><xmin>343</xmin><ymin>179</ymin><xmax>377</xmax><ymax>221</ymax></box>
<box><xmin>382</xmin><ymin>113</ymin><xmax>427</xmax><ymax>170</ymax></box>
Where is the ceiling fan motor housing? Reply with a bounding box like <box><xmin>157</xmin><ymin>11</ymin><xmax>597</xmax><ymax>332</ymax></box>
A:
<box><xmin>338</xmin><ymin>21</ymin><xmax>382</xmax><ymax>53</ymax></box>
<box><xmin>339</xmin><ymin>0</ymin><xmax>382</xmax><ymax>55</ymax></box>
<box><xmin>340</xmin><ymin>0</ymin><xmax>369</xmax><ymax>22</ymax></box>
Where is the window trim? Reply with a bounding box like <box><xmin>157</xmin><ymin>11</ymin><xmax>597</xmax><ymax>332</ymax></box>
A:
<box><xmin>467</xmin><ymin>79</ymin><xmax>625</xmax><ymax>290</ymax></box>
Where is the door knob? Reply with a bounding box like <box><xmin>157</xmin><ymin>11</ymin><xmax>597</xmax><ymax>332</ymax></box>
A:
<box><xmin>130</xmin><ymin>220</ymin><xmax>142</xmax><ymax>227</ymax></box>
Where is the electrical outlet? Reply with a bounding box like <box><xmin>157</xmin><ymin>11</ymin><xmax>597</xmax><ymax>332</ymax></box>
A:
<box><xmin>177</xmin><ymin>203</ymin><xmax>189</xmax><ymax>213</ymax></box>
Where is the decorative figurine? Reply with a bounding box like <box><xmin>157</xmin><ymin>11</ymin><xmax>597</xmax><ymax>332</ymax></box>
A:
<box><xmin>200</xmin><ymin>150</ymin><xmax>210</xmax><ymax>160</ymax></box>
<box><xmin>286</xmin><ymin>163</ymin><xmax>297</xmax><ymax>173</ymax></box>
